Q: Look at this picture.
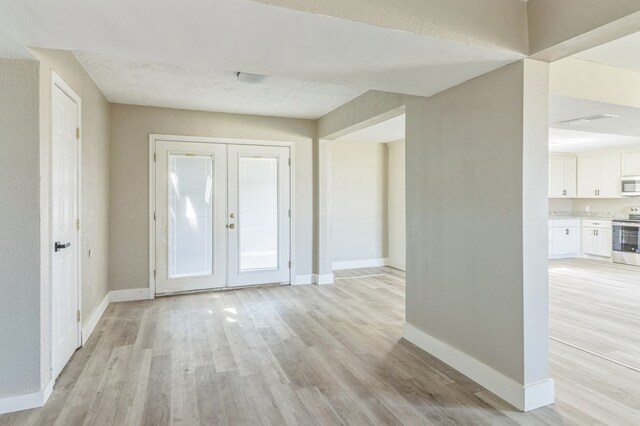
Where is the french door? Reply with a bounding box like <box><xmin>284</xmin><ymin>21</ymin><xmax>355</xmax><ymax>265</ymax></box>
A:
<box><xmin>155</xmin><ymin>140</ymin><xmax>291</xmax><ymax>294</ymax></box>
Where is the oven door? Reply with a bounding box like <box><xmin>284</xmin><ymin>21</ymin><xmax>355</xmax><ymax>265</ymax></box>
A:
<box><xmin>613</xmin><ymin>222</ymin><xmax>640</xmax><ymax>253</ymax></box>
<box><xmin>621</xmin><ymin>177</ymin><xmax>640</xmax><ymax>197</ymax></box>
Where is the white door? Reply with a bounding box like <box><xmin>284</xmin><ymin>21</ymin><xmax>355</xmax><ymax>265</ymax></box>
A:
<box><xmin>155</xmin><ymin>142</ymin><xmax>291</xmax><ymax>294</ymax></box>
<box><xmin>51</xmin><ymin>81</ymin><xmax>80</xmax><ymax>378</ymax></box>
<box><xmin>227</xmin><ymin>145</ymin><xmax>291</xmax><ymax>287</ymax></box>
<box><xmin>155</xmin><ymin>141</ymin><xmax>227</xmax><ymax>294</ymax></box>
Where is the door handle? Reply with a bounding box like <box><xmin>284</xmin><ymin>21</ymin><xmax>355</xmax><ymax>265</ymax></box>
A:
<box><xmin>55</xmin><ymin>241</ymin><xmax>71</xmax><ymax>252</ymax></box>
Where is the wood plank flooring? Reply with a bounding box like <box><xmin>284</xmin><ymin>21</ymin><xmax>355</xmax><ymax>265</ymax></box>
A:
<box><xmin>1</xmin><ymin>260</ymin><xmax>639</xmax><ymax>425</ymax></box>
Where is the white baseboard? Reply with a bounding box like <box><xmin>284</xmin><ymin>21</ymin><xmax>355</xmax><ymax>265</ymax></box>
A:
<box><xmin>315</xmin><ymin>273</ymin><xmax>334</xmax><ymax>285</ymax></box>
<box><xmin>293</xmin><ymin>274</ymin><xmax>315</xmax><ymax>285</ymax></box>
<box><xmin>332</xmin><ymin>258</ymin><xmax>388</xmax><ymax>271</ymax></box>
<box><xmin>81</xmin><ymin>292</ymin><xmax>110</xmax><ymax>345</ymax></box>
<box><xmin>402</xmin><ymin>323</ymin><xmax>554</xmax><ymax>412</ymax></box>
<box><xmin>109</xmin><ymin>288</ymin><xmax>150</xmax><ymax>303</ymax></box>
<box><xmin>0</xmin><ymin>379</ymin><xmax>54</xmax><ymax>415</ymax></box>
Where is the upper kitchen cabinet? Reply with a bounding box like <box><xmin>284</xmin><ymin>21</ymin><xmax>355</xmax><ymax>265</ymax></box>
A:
<box><xmin>622</xmin><ymin>152</ymin><xmax>640</xmax><ymax>177</ymax></box>
<box><xmin>549</xmin><ymin>156</ymin><xmax>577</xmax><ymax>198</ymax></box>
<box><xmin>577</xmin><ymin>154</ymin><xmax>621</xmax><ymax>198</ymax></box>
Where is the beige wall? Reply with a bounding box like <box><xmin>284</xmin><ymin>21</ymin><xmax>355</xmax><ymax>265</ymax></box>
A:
<box><xmin>0</xmin><ymin>58</ymin><xmax>41</xmax><ymax>398</ymax></box>
<box><xmin>405</xmin><ymin>60</ymin><xmax>551</xmax><ymax>408</ymax></box>
<box><xmin>387</xmin><ymin>140</ymin><xmax>405</xmax><ymax>270</ymax></box>
<box><xmin>550</xmin><ymin>58</ymin><xmax>640</xmax><ymax>109</ymax></box>
<box><xmin>110</xmin><ymin>104</ymin><xmax>316</xmax><ymax>291</ymax></box>
<box><xmin>30</xmin><ymin>49</ymin><xmax>111</xmax><ymax>389</ymax></box>
<box><xmin>330</xmin><ymin>141</ymin><xmax>387</xmax><ymax>264</ymax></box>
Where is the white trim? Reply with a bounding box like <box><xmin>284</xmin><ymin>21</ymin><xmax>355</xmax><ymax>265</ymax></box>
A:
<box><xmin>402</xmin><ymin>323</ymin><xmax>554</xmax><ymax>412</ymax></box>
<box><xmin>315</xmin><ymin>273</ymin><xmax>335</xmax><ymax>285</ymax></box>
<box><xmin>332</xmin><ymin>258</ymin><xmax>389</xmax><ymax>270</ymax></box>
<box><xmin>149</xmin><ymin>134</ymin><xmax>296</xmax><ymax>297</ymax></box>
<box><xmin>293</xmin><ymin>274</ymin><xmax>315</xmax><ymax>285</ymax></box>
<box><xmin>0</xmin><ymin>379</ymin><xmax>54</xmax><ymax>415</ymax></box>
<box><xmin>81</xmin><ymin>292</ymin><xmax>109</xmax><ymax>345</ymax></box>
<box><xmin>110</xmin><ymin>288</ymin><xmax>151</xmax><ymax>303</ymax></box>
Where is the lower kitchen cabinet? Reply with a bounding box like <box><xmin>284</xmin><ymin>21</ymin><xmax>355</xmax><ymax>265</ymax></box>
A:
<box><xmin>582</xmin><ymin>219</ymin><xmax>612</xmax><ymax>257</ymax></box>
<box><xmin>549</xmin><ymin>219</ymin><xmax>581</xmax><ymax>257</ymax></box>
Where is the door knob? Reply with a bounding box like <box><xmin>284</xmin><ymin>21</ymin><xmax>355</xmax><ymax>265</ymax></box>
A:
<box><xmin>228</xmin><ymin>223</ymin><xmax>235</xmax><ymax>229</ymax></box>
<box><xmin>55</xmin><ymin>241</ymin><xmax>71</xmax><ymax>252</ymax></box>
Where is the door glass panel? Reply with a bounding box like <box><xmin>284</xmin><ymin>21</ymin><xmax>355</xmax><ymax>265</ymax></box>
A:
<box><xmin>238</xmin><ymin>157</ymin><xmax>279</xmax><ymax>270</ymax></box>
<box><xmin>168</xmin><ymin>154</ymin><xmax>214</xmax><ymax>278</ymax></box>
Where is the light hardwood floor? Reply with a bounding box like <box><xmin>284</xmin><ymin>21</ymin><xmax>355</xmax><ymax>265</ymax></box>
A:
<box><xmin>1</xmin><ymin>259</ymin><xmax>639</xmax><ymax>425</ymax></box>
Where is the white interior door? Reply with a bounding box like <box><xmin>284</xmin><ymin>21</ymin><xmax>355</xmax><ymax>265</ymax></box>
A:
<box><xmin>155</xmin><ymin>141</ymin><xmax>227</xmax><ymax>294</ymax></box>
<box><xmin>51</xmin><ymin>81</ymin><xmax>80</xmax><ymax>379</ymax></box>
<box><xmin>227</xmin><ymin>145</ymin><xmax>291</xmax><ymax>287</ymax></box>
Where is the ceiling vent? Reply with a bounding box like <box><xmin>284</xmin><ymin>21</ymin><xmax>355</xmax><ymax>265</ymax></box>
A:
<box><xmin>556</xmin><ymin>114</ymin><xmax>619</xmax><ymax>126</ymax></box>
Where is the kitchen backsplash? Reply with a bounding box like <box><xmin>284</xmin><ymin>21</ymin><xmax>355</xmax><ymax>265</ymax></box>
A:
<box><xmin>549</xmin><ymin>210</ymin><xmax>628</xmax><ymax>219</ymax></box>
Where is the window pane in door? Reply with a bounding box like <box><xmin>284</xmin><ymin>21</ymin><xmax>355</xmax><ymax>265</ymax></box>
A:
<box><xmin>168</xmin><ymin>154</ymin><xmax>214</xmax><ymax>278</ymax></box>
<box><xmin>238</xmin><ymin>157</ymin><xmax>279</xmax><ymax>270</ymax></box>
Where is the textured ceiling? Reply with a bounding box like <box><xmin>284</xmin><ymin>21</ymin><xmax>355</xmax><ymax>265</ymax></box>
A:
<box><xmin>0</xmin><ymin>0</ymin><xmax>522</xmax><ymax>118</ymax></box>
<box><xmin>74</xmin><ymin>52</ymin><xmax>364</xmax><ymax>119</ymax></box>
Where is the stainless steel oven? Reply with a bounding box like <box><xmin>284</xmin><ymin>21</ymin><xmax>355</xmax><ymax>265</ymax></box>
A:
<box><xmin>612</xmin><ymin>220</ymin><xmax>640</xmax><ymax>266</ymax></box>
<box><xmin>621</xmin><ymin>176</ymin><xmax>640</xmax><ymax>197</ymax></box>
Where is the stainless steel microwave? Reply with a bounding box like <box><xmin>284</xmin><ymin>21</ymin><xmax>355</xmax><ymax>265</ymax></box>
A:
<box><xmin>621</xmin><ymin>176</ymin><xmax>640</xmax><ymax>197</ymax></box>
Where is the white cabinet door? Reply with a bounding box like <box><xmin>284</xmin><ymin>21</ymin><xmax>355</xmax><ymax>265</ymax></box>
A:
<box><xmin>549</xmin><ymin>156</ymin><xmax>577</xmax><ymax>198</ymax></box>
<box><xmin>582</xmin><ymin>228</ymin><xmax>597</xmax><ymax>255</ymax></box>
<box><xmin>577</xmin><ymin>156</ymin><xmax>598</xmax><ymax>198</ymax></box>
<box><xmin>549</xmin><ymin>157</ymin><xmax>563</xmax><ymax>198</ymax></box>
<box><xmin>551</xmin><ymin>227</ymin><xmax>579</xmax><ymax>255</ymax></box>
<box><xmin>597</xmin><ymin>154</ymin><xmax>621</xmax><ymax>198</ymax></box>
<box><xmin>595</xmin><ymin>229</ymin><xmax>612</xmax><ymax>257</ymax></box>
<box><xmin>563</xmin><ymin>157</ymin><xmax>577</xmax><ymax>198</ymax></box>
<box><xmin>622</xmin><ymin>152</ymin><xmax>640</xmax><ymax>176</ymax></box>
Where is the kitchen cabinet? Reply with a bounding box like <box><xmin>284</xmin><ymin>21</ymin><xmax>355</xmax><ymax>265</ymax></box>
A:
<box><xmin>577</xmin><ymin>154</ymin><xmax>621</xmax><ymax>198</ymax></box>
<box><xmin>549</xmin><ymin>219</ymin><xmax>581</xmax><ymax>257</ymax></box>
<box><xmin>549</xmin><ymin>156</ymin><xmax>577</xmax><ymax>198</ymax></box>
<box><xmin>622</xmin><ymin>152</ymin><xmax>640</xmax><ymax>176</ymax></box>
<box><xmin>582</xmin><ymin>219</ymin><xmax>612</xmax><ymax>257</ymax></box>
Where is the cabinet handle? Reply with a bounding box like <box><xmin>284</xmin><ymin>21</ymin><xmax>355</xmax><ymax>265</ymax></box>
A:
<box><xmin>565</xmin><ymin>229</ymin><xmax>569</xmax><ymax>235</ymax></box>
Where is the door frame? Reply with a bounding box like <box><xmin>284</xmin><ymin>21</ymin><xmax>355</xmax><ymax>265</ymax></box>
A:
<box><xmin>148</xmin><ymin>134</ymin><xmax>296</xmax><ymax>298</ymax></box>
<box><xmin>50</xmin><ymin>71</ymin><xmax>82</xmax><ymax>376</ymax></box>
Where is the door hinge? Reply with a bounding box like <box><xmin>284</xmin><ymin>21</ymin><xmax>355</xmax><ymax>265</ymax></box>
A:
<box><xmin>153</xmin><ymin>153</ymin><xmax>156</xmax><ymax>162</ymax></box>
<box><xmin>77</xmin><ymin>310</ymin><xmax>81</xmax><ymax>322</ymax></box>
<box><xmin>76</xmin><ymin>218</ymin><xmax>80</xmax><ymax>231</ymax></box>
<box><xmin>288</xmin><ymin>209</ymin><xmax>291</xmax><ymax>218</ymax></box>
<box><xmin>288</xmin><ymin>158</ymin><xmax>291</xmax><ymax>166</ymax></box>
<box><xmin>288</xmin><ymin>261</ymin><xmax>292</xmax><ymax>269</ymax></box>
<box><xmin>153</xmin><ymin>270</ymin><xmax>156</xmax><ymax>279</ymax></box>
<box><xmin>76</xmin><ymin>127</ymin><xmax>80</xmax><ymax>140</ymax></box>
<box><xmin>153</xmin><ymin>211</ymin><xmax>156</xmax><ymax>221</ymax></box>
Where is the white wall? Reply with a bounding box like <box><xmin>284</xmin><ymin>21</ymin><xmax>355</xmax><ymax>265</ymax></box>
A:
<box><xmin>0</xmin><ymin>58</ymin><xmax>41</xmax><ymax>398</ymax></box>
<box><xmin>30</xmin><ymin>48</ymin><xmax>111</xmax><ymax>389</ymax></box>
<box><xmin>405</xmin><ymin>59</ymin><xmax>552</xmax><ymax>411</ymax></box>
<box><xmin>109</xmin><ymin>104</ymin><xmax>316</xmax><ymax>291</ymax></box>
<box><xmin>387</xmin><ymin>141</ymin><xmax>406</xmax><ymax>270</ymax></box>
<box><xmin>330</xmin><ymin>141</ymin><xmax>387</xmax><ymax>267</ymax></box>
